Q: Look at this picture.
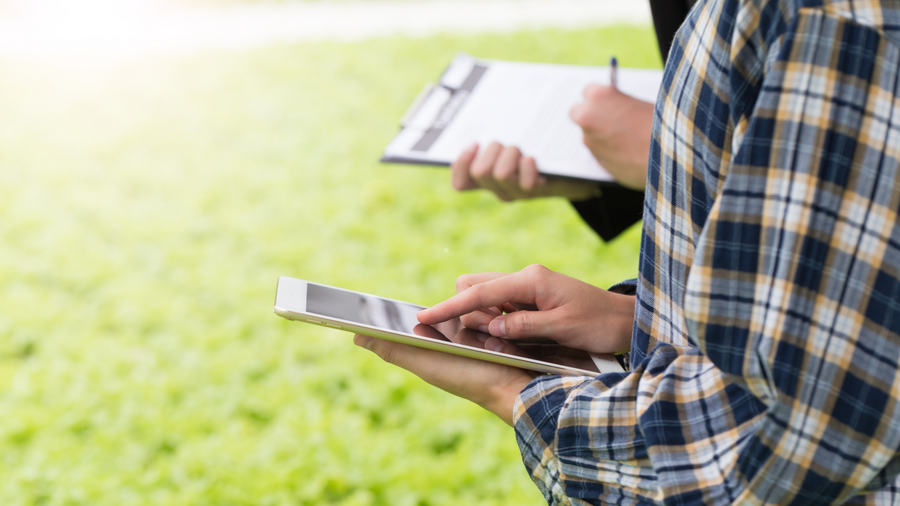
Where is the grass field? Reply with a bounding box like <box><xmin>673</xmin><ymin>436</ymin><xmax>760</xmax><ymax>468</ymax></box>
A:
<box><xmin>0</xmin><ymin>26</ymin><xmax>659</xmax><ymax>505</ymax></box>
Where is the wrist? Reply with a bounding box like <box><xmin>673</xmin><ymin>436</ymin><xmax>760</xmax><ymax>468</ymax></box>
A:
<box><xmin>606</xmin><ymin>292</ymin><xmax>636</xmax><ymax>353</ymax></box>
<box><xmin>481</xmin><ymin>374</ymin><xmax>535</xmax><ymax>427</ymax></box>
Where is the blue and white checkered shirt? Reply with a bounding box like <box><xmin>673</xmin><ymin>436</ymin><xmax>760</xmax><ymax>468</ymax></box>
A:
<box><xmin>513</xmin><ymin>0</ymin><xmax>900</xmax><ymax>504</ymax></box>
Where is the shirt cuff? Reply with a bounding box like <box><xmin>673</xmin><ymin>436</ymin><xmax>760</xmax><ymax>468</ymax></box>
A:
<box><xmin>608</xmin><ymin>278</ymin><xmax>638</xmax><ymax>295</ymax></box>
<box><xmin>513</xmin><ymin>374</ymin><xmax>593</xmax><ymax>505</ymax></box>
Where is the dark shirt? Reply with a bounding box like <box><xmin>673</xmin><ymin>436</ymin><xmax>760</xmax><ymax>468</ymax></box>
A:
<box><xmin>571</xmin><ymin>0</ymin><xmax>694</xmax><ymax>242</ymax></box>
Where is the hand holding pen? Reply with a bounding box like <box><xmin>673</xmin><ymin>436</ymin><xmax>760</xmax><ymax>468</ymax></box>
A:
<box><xmin>568</xmin><ymin>56</ymin><xmax>655</xmax><ymax>190</ymax></box>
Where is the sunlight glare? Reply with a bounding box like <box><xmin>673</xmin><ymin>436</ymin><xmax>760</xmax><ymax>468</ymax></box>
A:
<box><xmin>0</xmin><ymin>0</ymin><xmax>171</xmax><ymax>57</ymax></box>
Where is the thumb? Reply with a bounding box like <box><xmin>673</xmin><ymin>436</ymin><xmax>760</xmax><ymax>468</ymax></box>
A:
<box><xmin>451</xmin><ymin>142</ymin><xmax>480</xmax><ymax>191</ymax></box>
<box><xmin>354</xmin><ymin>334</ymin><xmax>401</xmax><ymax>366</ymax></box>
<box><xmin>569</xmin><ymin>102</ymin><xmax>589</xmax><ymax>128</ymax></box>
<box><xmin>488</xmin><ymin>309</ymin><xmax>561</xmax><ymax>340</ymax></box>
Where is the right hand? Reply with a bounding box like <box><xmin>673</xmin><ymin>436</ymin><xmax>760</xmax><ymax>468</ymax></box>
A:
<box><xmin>451</xmin><ymin>142</ymin><xmax>598</xmax><ymax>202</ymax></box>
<box><xmin>569</xmin><ymin>85</ymin><xmax>655</xmax><ymax>190</ymax></box>
<box><xmin>417</xmin><ymin>264</ymin><xmax>635</xmax><ymax>355</ymax></box>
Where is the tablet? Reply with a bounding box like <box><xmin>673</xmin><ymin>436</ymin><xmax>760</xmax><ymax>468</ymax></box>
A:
<box><xmin>273</xmin><ymin>276</ymin><xmax>625</xmax><ymax>376</ymax></box>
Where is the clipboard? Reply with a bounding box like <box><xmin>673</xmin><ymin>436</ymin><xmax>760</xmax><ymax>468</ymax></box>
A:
<box><xmin>380</xmin><ymin>53</ymin><xmax>665</xmax><ymax>183</ymax></box>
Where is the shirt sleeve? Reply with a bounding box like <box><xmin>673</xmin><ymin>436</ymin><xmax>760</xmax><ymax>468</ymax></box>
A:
<box><xmin>513</xmin><ymin>372</ymin><xmax>659</xmax><ymax>505</ymax></box>
<box><xmin>684</xmin><ymin>8</ymin><xmax>900</xmax><ymax>504</ymax></box>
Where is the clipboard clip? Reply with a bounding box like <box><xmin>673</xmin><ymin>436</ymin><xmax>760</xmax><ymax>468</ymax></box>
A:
<box><xmin>399</xmin><ymin>82</ymin><xmax>437</xmax><ymax>128</ymax></box>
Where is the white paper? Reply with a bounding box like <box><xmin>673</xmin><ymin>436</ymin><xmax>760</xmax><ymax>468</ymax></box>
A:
<box><xmin>383</xmin><ymin>53</ymin><xmax>664</xmax><ymax>182</ymax></box>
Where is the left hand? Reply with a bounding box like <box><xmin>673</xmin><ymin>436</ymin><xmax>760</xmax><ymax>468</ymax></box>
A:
<box><xmin>451</xmin><ymin>142</ymin><xmax>599</xmax><ymax>201</ymax></box>
<box><xmin>353</xmin><ymin>331</ymin><xmax>537</xmax><ymax>426</ymax></box>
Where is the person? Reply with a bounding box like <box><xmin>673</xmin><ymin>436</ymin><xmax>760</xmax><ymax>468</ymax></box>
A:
<box><xmin>451</xmin><ymin>0</ymin><xmax>698</xmax><ymax>242</ymax></box>
<box><xmin>355</xmin><ymin>0</ymin><xmax>900</xmax><ymax>503</ymax></box>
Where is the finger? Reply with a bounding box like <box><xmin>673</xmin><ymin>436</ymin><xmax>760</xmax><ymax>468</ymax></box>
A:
<box><xmin>460</xmin><ymin>309</ymin><xmax>497</xmax><ymax>333</ymax></box>
<box><xmin>518</xmin><ymin>156</ymin><xmax>540</xmax><ymax>191</ymax></box>
<box><xmin>487</xmin><ymin>308</ymin><xmax>565</xmax><ymax>340</ymax></box>
<box><xmin>470</xmin><ymin>142</ymin><xmax>511</xmax><ymax>200</ymax></box>
<box><xmin>419</xmin><ymin>266</ymin><xmax>550</xmax><ymax>324</ymax></box>
<box><xmin>492</xmin><ymin>145</ymin><xmax>521</xmax><ymax>189</ymax></box>
<box><xmin>354</xmin><ymin>334</ymin><xmax>373</xmax><ymax>349</ymax></box>
<box><xmin>582</xmin><ymin>83</ymin><xmax>603</xmax><ymax>100</ymax></box>
<box><xmin>355</xmin><ymin>334</ymin><xmax>438</xmax><ymax>371</ymax></box>
<box><xmin>470</xmin><ymin>141</ymin><xmax>502</xmax><ymax>182</ymax></box>
<box><xmin>451</xmin><ymin>143</ymin><xmax>480</xmax><ymax>191</ymax></box>
<box><xmin>456</xmin><ymin>272</ymin><xmax>510</xmax><ymax>293</ymax></box>
<box><xmin>570</xmin><ymin>102</ymin><xmax>589</xmax><ymax>128</ymax></box>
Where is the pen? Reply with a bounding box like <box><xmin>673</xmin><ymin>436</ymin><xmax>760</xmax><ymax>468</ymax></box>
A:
<box><xmin>610</xmin><ymin>56</ymin><xmax>618</xmax><ymax>89</ymax></box>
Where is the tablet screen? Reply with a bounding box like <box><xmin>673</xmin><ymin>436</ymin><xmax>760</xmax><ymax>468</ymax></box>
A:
<box><xmin>306</xmin><ymin>282</ymin><xmax>604</xmax><ymax>374</ymax></box>
<box><xmin>307</xmin><ymin>282</ymin><xmax>428</xmax><ymax>334</ymax></box>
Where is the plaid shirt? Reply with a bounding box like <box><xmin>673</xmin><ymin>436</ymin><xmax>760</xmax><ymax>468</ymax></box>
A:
<box><xmin>513</xmin><ymin>0</ymin><xmax>900</xmax><ymax>504</ymax></box>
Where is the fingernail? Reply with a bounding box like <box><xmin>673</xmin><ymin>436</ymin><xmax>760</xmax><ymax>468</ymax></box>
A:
<box><xmin>490</xmin><ymin>319</ymin><xmax>506</xmax><ymax>337</ymax></box>
<box><xmin>476</xmin><ymin>334</ymin><xmax>487</xmax><ymax>343</ymax></box>
<box><xmin>467</xmin><ymin>142</ymin><xmax>478</xmax><ymax>153</ymax></box>
<box><xmin>478</xmin><ymin>325</ymin><xmax>489</xmax><ymax>334</ymax></box>
<box><xmin>492</xmin><ymin>342</ymin><xmax>504</xmax><ymax>352</ymax></box>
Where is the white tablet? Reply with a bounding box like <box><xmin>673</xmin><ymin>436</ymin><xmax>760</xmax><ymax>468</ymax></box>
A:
<box><xmin>273</xmin><ymin>276</ymin><xmax>626</xmax><ymax>377</ymax></box>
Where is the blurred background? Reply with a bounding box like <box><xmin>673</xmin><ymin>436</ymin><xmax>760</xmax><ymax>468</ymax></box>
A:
<box><xmin>0</xmin><ymin>0</ymin><xmax>658</xmax><ymax>504</ymax></box>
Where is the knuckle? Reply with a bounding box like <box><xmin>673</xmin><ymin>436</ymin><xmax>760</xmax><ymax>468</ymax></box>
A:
<box><xmin>471</xmin><ymin>160</ymin><xmax>492</xmax><ymax>178</ymax></box>
<box><xmin>373</xmin><ymin>342</ymin><xmax>396</xmax><ymax>365</ymax></box>
<box><xmin>521</xmin><ymin>155</ymin><xmax>537</xmax><ymax>170</ymax></box>
<box><xmin>472</xmin><ymin>283</ymin><xmax>490</xmax><ymax>308</ymax></box>
<box><xmin>524</xmin><ymin>263</ymin><xmax>548</xmax><ymax>277</ymax></box>
<box><xmin>507</xmin><ymin>314</ymin><xmax>534</xmax><ymax>337</ymax></box>
<box><xmin>494</xmin><ymin>165</ymin><xmax>516</xmax><ymax>182</ymax></box>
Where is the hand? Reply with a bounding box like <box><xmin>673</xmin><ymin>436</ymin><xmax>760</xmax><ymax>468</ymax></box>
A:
<box><xmin>417</xmin><ymin>264</ymin><xmax>635</xmax><ymax>355</ymax></box>
<box><xmin>451</xmin><ymin>142</ymin><xmax>598</xmax><ymax>202</ymax></box>
<box><xmin>570</xmin><ymin>85</ymin><xmax>655</xmax><ymax>190</ymax></box>
<box><xmin>353</xmin><ymin>331</ymin><xmax>537</xmax><ymax>426</ymax></box>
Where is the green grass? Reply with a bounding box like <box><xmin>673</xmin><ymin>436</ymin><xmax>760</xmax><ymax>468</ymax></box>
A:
<box><xmin>0</xmin><ymin>26</ymin><xmax>659</xmax><ymax>506</ymax></box>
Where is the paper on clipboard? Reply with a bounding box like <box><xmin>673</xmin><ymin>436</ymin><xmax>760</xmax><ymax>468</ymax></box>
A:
<box><xmin>381</xmin><ymin>53</ymin><xmax>664</xmax><ymax>182</ymax></box>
